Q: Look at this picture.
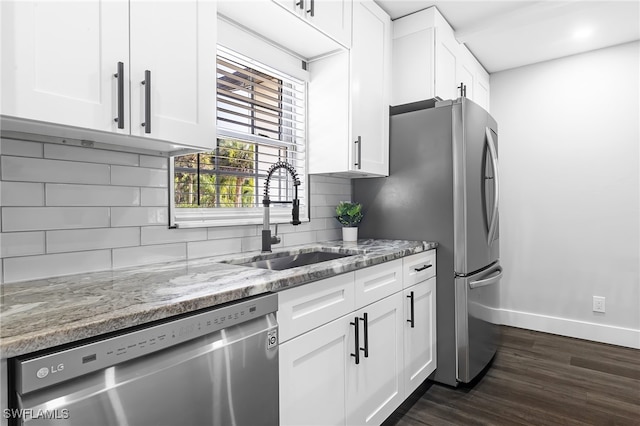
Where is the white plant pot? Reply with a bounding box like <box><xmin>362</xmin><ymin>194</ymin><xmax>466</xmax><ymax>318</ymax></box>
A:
<box><xmin>342</xmin><ymin>227</ymin><xmax>358</xmax><ymax>242</ymax></box>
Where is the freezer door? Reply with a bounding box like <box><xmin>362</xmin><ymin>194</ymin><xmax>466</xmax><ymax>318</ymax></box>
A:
<box><xmin>452</xmin><ymin>98</ymin><xmax>500</xmax><ymax>274</ymax></box>
<box><xmin>455</xmin><ymin>262</ymin><xmax>502</xmax><ymax>383</ymax></box>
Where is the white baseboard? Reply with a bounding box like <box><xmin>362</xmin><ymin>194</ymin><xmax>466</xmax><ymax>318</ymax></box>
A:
<box><xmin>498</xmin><ymin>308</ymin><xmax>640</xmax><ymax>349</ymax></box>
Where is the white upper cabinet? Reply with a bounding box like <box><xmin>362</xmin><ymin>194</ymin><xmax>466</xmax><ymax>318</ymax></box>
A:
<box><xmin>129</xmin><ymin>1</ymin><xmax>216</xmax><ymax>147</ymax></box>
<box><xmin>1</xmin><ymin>0</ymin><xmax>216</xmax><ymax>155</ymax></box>
<box><xmin>1</xmin><ymin>1</ymin><xmax>129</xmax><ymax>134</ymax></box>
<box><xmin>217</xmin><ymin>0</ymin><xmax>349</xmax><ymax>60</ymax></box>
<box><xmin>274</xmin><ymin>0</ymin><xmax>352</xmax><ymax>47</ymax></box>
<box><xmin>308</xmin><ymin>0</ymin><xmax>391</xmax><ymax>177</ymax></box>
<box><xmin>392</xmin><ymin>7</ymin><xmax>491</xmax><ymax>111</ymax></box>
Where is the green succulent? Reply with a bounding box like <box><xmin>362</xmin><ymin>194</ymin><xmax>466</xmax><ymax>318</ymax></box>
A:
<box><xmin>335</xmin><ymin>201</ymin><xmax>363</xmax><ymax>227</ymax></box>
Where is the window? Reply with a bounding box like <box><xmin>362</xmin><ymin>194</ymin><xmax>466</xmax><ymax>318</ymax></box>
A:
<box><xmin>172</xmin><ymin>47</ymin><xmax>307</xmax><ymax>227</ymax></box>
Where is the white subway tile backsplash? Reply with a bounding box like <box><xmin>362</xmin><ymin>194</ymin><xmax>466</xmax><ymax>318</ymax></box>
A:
<box><xmin>3</xmin><ymin>250</ymin><xmax>112</xmax><ymax>283</ymax></box>
<box><xmin>1</xmin><ymin>156</ymin><xmax>110</xmax><ymax>184</ymax></box>
<box><xmin>46</xmin><ymin>184</ymin><xmax>140</xmax><ymax>206</ymax></box>
<box><xmin>47</xmin><ymin>228</ymin><xmax>140</xmax><ymax>253</ymax></box>
<box><xmin>316</xmin><ymin>228</ymin><xmax>341</xmax><ymax>242</ymax></box>
<box><xmin>0</xmin><ymin>143</ymin><xmax>353</xmax><ymax>282</ymax></box>
<box><xmin>315</xmin><ymin>206</ymin><xmax>338</xmax><ymax>219</ymax></box>
<box><xmin>112</xmin><ymin>243</ymin><xmax>186</xmax><ymax>269</ymax></box>
<box><xmin>141</xmin><ymin>226</ymin><xmax>207</xmax><ymax>245</ymax></box>
<box><xmin>139</xmin><ymin>155</ymin><xmax>168</xmax><ymax>169</ymax></box>
<box><xmin>111</xmin><ymin>207</ymin><xmax>168</xmax><ymax>227</ymax></box>
<box><xmin>311</xmin><ymin>181</ymin><xmax>351</xmax><ymax>196</ymax></box>
<box><xmin>140</xmin><ymin>188</ymin><xmax>168</xmax><ymax>206</ymax></box>
<box><xmin>1</xmin><ymin>232</ymin><xmax>45</xmax><ymax>257</ymax></box>
<box><xmin>187</xmin><ymin>238</ymin><xmax>242</xmax><ymax>259</ymax></box>
<box><xmin>283</xmin><ymin>231</ymin><xmax>316</xmax><ymax>247</ymax></box>
<box><xmin>44</xmin><ymin>144</ymin><xmax>139</xmax><ymax>166</ymax></box>
<box><xmin>111</xmin><ymin>166</ymin><xmax>167</xmax><ymax>187</ymax></box>
<box><xmin>0</xmin><ymin>139</ymin><xmax>43</xmax><ymax>157</ymax></box>
<box><xmin>2</xmin><ymin>207</ymin><xmax>110</xmax><ymax>231</ymax></box>
<box><xmin>241</xmin><ymin>236</ymin><xmax>262</xmax><ymax>252</ymax></box>
<box><xmin>324</xmin><ymin>194</ymin><xmax>349</xmax><ymax>208</ymax></box>
<box><xmin>1</xmin><ymin>182</ymin><xmax>45</xmax><ymax>206</ymax></box>
<box><xmin>207</xmin><ymin>225</ymin><xmax>257</xmax><ymax>240</ymax></box>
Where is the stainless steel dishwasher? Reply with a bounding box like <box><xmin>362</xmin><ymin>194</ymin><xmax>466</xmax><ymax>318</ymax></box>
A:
<box><xmin>9</xmin><ymin>293</ymin><xmax>279</xmax><ymax>426</ymax></box>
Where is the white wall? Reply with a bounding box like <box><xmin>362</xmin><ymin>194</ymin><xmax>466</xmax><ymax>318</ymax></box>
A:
<box><xmin>0</xmin><ymin>139</ymin><xmax>349</xmax><ymax>284</ymax></box>
<box><xmin>491</xmin><ymin>41</ymin><xmax>640</xmax><ymax>348</ymax></box>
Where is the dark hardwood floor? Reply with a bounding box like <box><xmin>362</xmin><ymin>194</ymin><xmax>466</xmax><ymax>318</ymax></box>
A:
<box><xmin>384</xmin><ymin>326</ymin><xmax>640</xmax><ymax>426</ymax></box>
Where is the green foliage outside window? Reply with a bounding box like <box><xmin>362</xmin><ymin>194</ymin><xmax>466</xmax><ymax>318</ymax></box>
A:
<box><xmin>174</xmin><ymin>139</ymin><xmax>256</xmax><ymax>208</ymax></box>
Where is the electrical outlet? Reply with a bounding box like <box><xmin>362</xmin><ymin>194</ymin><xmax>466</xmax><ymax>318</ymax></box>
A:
<box><xmin>593</xmin><ymin>296</ymin><xmax>606</xmax><ymax>313</ymax></box>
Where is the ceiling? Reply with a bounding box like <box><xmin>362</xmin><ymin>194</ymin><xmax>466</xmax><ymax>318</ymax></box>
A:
<box><xmin>374</xmin><ymin>0</ymin><xmax>640</xmax><ymax>73</ymax></box>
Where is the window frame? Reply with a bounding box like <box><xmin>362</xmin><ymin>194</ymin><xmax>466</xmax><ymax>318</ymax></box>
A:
<box><xmin>170</xmin><ymin>46</ymin><xmax>309</xmax><ymax>229</ymax></box>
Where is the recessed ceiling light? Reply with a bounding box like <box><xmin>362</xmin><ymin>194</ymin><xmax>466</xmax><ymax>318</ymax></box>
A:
<box><xmin>572</xmin><ymin>27</ymin><xmax>593</xmax><ymax>40</ymax></box>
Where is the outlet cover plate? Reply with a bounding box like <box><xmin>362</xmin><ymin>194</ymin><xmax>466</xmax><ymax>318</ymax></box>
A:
<box><xmin>593</xmin><ymin>296</ymin><xmax>606</xmax><ymax>313</ymax></box>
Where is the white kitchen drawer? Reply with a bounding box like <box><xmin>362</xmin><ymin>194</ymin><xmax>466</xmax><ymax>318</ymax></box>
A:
<box><xmin>354</xmin><ymin>259</ymin><xmax>403</xmax><ymax>309</ymax></box>
<box><xmin>403</xmin><ymin>250</ymin><xmax>436</xmax><ymax>288</ymax></box>
<box><xmin>277</xmin><ymin>272</ymin><xmax>355</xmax><ymax>343</ymax></box>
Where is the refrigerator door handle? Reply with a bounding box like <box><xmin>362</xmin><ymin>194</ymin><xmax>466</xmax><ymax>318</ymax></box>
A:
<box><xmin>485</xmin><ymin>127</ymin><xmax>499</xmax><ymax>245</ymax></box>
<box><xmin>469</xmin><ymin>266</ymin><xmax>503</xmax><ymax>289</ymax></box>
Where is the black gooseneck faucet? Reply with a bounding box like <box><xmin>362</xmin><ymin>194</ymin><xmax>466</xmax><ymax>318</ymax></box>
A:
<box><xmin>262</xmin><ymin>161</ymin><xmax>302</xmax><ymax>252</ymax></box>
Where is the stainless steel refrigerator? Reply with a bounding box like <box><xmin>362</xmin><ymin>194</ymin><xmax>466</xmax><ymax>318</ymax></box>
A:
<box><xmin>354</xmin><ymin>97</ymin><xmax>502</xmax><ymax>387</ymax></box>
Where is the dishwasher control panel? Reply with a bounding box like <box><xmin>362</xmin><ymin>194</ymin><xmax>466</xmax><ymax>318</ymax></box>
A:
<box><xmin>16</xmin><ymin>293</ymin><xmax>278</xmax><ymax>394</ymax></box>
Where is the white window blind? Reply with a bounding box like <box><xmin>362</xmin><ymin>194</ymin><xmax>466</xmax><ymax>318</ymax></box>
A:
<box><xmin>173</xmin><ymin>47</ymin><xmax>307</xmax><ymax>228</ymax></box>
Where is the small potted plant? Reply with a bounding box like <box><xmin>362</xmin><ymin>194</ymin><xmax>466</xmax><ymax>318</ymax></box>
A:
<box><xmin>335</xmin><ymin>201</ymin><xmax>363</xmax><ymax>242</ymax></box>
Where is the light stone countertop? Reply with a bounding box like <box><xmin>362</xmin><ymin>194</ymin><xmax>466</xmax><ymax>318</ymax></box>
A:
<box><xmin>0</xmin><ymin>239</ymin><xmax>437</xmax><ymax>359</ymax></box>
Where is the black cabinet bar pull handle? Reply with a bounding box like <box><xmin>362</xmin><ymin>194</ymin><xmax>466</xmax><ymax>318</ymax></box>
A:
<box><xmin>414</xmin><ymin>264</ymin><xmax>432</xmax><ymax>272</ymax></box>
<box><xmin>360</xmin><ymin>313</ymin><xmax>369</xmax><ymax>358</ymax></box>
<box><xmin>354</xmin><ymin>136</ymin><xmax>362</xmax><ymax>169</ymax></box>
<box><xmin>295</xmin><ymin>0</ymin><xmax>303</xmax><ymax>9</ymax></box>
<box><xmin>307</xmin><ymin>0</ymin><xmax>314</xmax><ymax>16</ymax></box>
<box><xmin>350</xmin><ymin>316</ymin><xmax>360</xmax><ymax>365</ymax></box>
<box><xmin>407</xmin><ymin>291</ymin><xmax>415</xmax><ymax>328</ymax></box>
<box><xmin>114</xmin><ymin>62</ymin><xmax>124</xmax><ymax>129</ymax></box>
<box><xmin>141</xmin><ymin>70</ymin><xmax>151</xmax><ymax>134</ymax></box>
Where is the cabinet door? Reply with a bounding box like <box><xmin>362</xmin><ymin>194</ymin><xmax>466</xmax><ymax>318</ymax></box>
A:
<box><xmin>350</xmin><ymin>0</ymin><xmax>390</xmax><ymax>176</ymax></box>
<box><xmin>1</xmin><ymin>0</ymin><xmax>129</xmax><ymax>133</ymax></box>
<box><xmin>434</xmin><ymin>25</ymin><xmax>458</xmax><ymax>101</ymax></box>
<box><xmin>391</xmin><ymin>27</ymin><xmax>435</xmax><ymax>106</ymax></box>
<box><xmin>348</xmin><ymin>293</ymin><xmax>404</xmax><ymax>426</ymax></box>
<box><xmin>456</xmin><ymin>46</ymin><xmax>476</xmax><ymax>100</ymax></box>
<box><xmin>474</xmin><ymin>64</ymin><xmax>490</xmax><ymax>111</ymax></box>
<box><xmin>310</xmin><ymin>0</ymin><xmax>352</xmax><ymax>47</ymax></box>
<box><xmin>129</xmin><ymin>0</ymin><xmax>216</xmax><ymax>150</ymax></box>
<box><xmin>279</xmin><ymin>315</ymin><xmax>353</xmax><ymax>426</ymax></box>
<box><xmin>404</xmin><ymin>278</ymin><xmax>437</xmax><ymax>395</ymax></box>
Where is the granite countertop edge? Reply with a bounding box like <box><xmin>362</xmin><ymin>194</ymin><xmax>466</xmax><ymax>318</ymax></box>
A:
<box><xmin>0</xmin><ymin>239</ymin><xmax>437</xmax><ymax>359</ymax></box>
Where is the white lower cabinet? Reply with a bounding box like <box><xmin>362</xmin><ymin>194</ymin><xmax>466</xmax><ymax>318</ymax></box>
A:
<box><xmin>403</xmin><ymin>277</ymin><xmax>437</xmax><ymax>395</ymax></box>
<box><xmin>279</xmin><ymin>294</ymin><xmax>404</xmax><ymax>426</ymax></box>
<box><xmin>347</xmin><ymin>293</ymin><xmax>404</xmax><ymax>426</ymax></box>
<box><xmin>279</xmin><ymin>315</ymin><xmax>352</xmax><ymax>426</ymax></box>
<box><xmin>279</xmin><ymin>250</ymin><xmax>437</xmax><ymax>426</ymax></box>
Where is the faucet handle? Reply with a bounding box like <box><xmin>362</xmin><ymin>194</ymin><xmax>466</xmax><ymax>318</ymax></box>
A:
<box><xmin>291</xmin><ymin>199</ymin><xmax>301</xmax><ymax>225</ymax></box>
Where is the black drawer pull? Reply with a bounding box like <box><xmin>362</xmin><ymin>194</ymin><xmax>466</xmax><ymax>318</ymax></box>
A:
<box><xmin>414</xmin><ymin>264</ymin><xmax>432</xmax><ymax>272</ymax></box>
<box><xmin>350</xmin><ymin>316</ymin><xmax>360</xmax><ymax>365</ymax></box>
<box><xmin>141</xmin><ymin>70</ymin><xmax>151</xmax><ymax>134</ymax></box>
<box><xmin>114</xmin><ymin>61</ymin><xmax>124</xmax><ymax>129</ymax></box>
<box><xmin>407</xmin><ymin>291</ymin><xmax>415</xmax><ymax>328</ymax></box>
<box><xmin>360</xmin><ymin>313</ymin><xmax>369</xmax><ymax>358</ymax></box>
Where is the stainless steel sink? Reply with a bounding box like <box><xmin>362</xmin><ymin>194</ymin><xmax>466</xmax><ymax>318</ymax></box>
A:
<box><xmin>239</xmin><ymin>251</ymin><xmax>354</xmax><ymax>271</ymax></box>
